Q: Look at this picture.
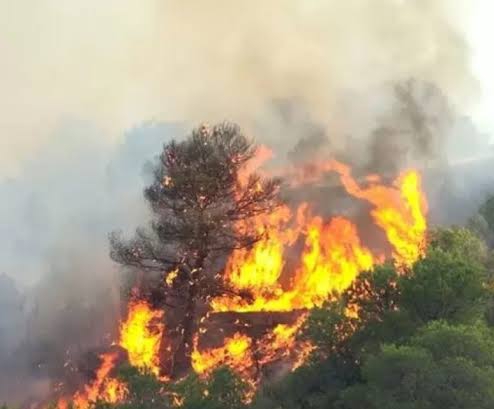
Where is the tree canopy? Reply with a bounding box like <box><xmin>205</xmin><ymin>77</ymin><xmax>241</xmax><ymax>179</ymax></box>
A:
<box><xmin>110</xmin><ymin>123</ymin><xmax>281</xmax><ymax>377</ymax></box>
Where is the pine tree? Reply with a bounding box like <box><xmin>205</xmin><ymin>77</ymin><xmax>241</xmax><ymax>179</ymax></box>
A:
<box><xmin>110</xmin><ymin>122</ymin><xmax>280</xmax><ymax>376</ymax></box>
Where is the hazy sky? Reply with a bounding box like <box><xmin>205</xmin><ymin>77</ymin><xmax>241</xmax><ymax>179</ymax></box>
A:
<box><xmin>0</xmin><ymin>0</ymin><xmax>491</xmax><ymax>178</ymax></box>
<box><xmin>469</xmin><ymin>1</ymin><xmax>494</xmax><ymax>134</ymax></box>
<box><xmin>2</xmin><ymin>4</ymin><xmax>494</xmax><ymax>403</ymax></box>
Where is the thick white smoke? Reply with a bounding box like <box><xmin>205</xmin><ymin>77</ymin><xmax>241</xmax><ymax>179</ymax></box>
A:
<box><xmin>0</xmin><ymin>0</ymin><xmax>483</xmax><ymax>177</ymax></box>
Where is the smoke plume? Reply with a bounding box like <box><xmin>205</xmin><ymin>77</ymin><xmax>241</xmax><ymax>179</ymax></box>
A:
<box><xmin>0</xmin><ymin>0</ymin><xmax>481</xmax><ymax>175</ymax></box>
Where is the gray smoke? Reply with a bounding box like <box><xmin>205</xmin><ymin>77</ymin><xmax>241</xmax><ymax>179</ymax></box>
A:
<box><xmin>1</xmin><ymin>105</ymin><xmax>493</xmax><ymax>405</ymax></box>
<box><xmin>0</xmin><ymin>120</ymin><xmax>183</xmax><ymax>404</ymax></box>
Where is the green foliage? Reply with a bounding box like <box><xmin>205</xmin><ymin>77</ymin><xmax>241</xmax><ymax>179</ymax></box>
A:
<box><xmin>344</xmin><ymin>264</ymin><xmax>401</xmax><ymax>323</ymax></box>
<box><xmin>483</xmin><ymin>290</ymin><xmax>494</xmax><ymax>326</ymax></box>
<box><xmin>341</xmin><ymin>345</ymin><xmax>436</xmax><ymax>409</ymax></box>
<box><xmin>411</xmin><ymin>321</ymin><xmax>494</xmax><ymax>366</ymax></box>
<box><xmin>400</xmin><ymin>249</ymin><xmax>486</xmax><ymax>324</ymax></box>
<box><xmin>172</xmin><ymin>367</ymin><xmax>248</xmax><ymax>409</ymax></box>
<box><xmin>115</xmin><ymin>365</ymin><xmax>169</xmax><ymax>409</ymax></box>
<box><xmin>428</xmin><ymin>226</ymin><xmax>488</xmax><ymax>264</ymax></box>
<box><xmin>341</xmin><ymin>322</ymin><xmax>494</xmax><ymax>409</ymax></box>
<box><xmin>253</xmin><ymin>360</ymin><xmax>347</xmax><ymax>409</ymax></box>
<box><xmin>349</xmin><ymin>308</ymin><xmax>417</xmax><ymax>361</ymax></box>
<box><xmin>301</xmin><ymin>300</ymin><xmax>351</xmax><ymax>358</ymax></box>
<box><xmin>428</xmin><ymin>226</ymin><xmax>494</xmax><ymax>324</ymax></box>
<box><xmin>206</xmin><ymin>368</ymin><xmax>249</xmax><ymax>409</ymax></box>
<box><xmin>294</xmin><ymin>241</ymin><xmax>492</xmax><ymax>409</ymax></box>
<box><xmin>344</xmin><ymin>265</ymin><xmax>416</xmax><ymax>357</ymax></box>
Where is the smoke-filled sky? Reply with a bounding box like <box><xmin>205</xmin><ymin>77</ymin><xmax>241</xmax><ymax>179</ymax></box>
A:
<box><xmin>0</xmin><ymin>0</ymin><xmax>492</xmax><ymax>178</ymax></box>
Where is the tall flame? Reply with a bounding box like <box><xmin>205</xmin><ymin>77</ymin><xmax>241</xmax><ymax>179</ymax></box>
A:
<box><xmin>119</xmin><ymin>300</ymin><xmax>164</xmax><ymax>376</ymax></box>
<box><xmin>326</xmin><ymin>161</ymin><xmax>428</xmax><ymax>268</ymax></box>
<box><xmin>212</xmin><ymin>163</ymin><xmax>427</xmax><ymax>316</ymax></box>
<box><xmin>192</xmin><ymin>332</ymin><xmax>253</xmax><ymax>375</ymax></box>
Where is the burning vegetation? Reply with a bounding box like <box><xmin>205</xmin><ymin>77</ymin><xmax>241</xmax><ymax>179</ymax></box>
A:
<box><xmin>36</xmin><ymin>122</ymin><xmax>428</xmax><ymax>409</ymax></box>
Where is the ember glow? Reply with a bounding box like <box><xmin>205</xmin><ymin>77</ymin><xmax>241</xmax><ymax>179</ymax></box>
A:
<box><xmin>327</xmin><ymin>160</ymin><xmax>428</xmax><ymax>268</ymax></box>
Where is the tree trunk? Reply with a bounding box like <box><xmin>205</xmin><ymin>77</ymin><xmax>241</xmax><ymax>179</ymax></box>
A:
<box><xmin>171</xmin><ymin>252</ymin><xmax>207</xmax><ymax>378</ymax></box>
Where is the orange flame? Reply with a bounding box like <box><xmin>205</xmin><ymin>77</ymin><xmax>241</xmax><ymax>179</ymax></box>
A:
<box><xmin>55</xmin><ymin>154</ymin><xmax>427</xmax><ymax>408</ymax></box>
<box><xmin>190</xmin><ymin>314</ymin><xmax>314</xmax><ymax>396</ymax></box>
<box><xmin>326</xmin><ymin>160</ymin><xmax>428</xmax><ymax>268</ymax></box>
<box><xmin>119</xmin><ymin>300</ymin><xmax>164</xmax><ymax>376</ymax></box>
<box><xmin>211</xmin><ymin>208</ymin><xmax>375</xmax><ymax>313</ymax></box>
<box><xmin>205</xmin><ymin>160</ymin><xmax>427</xmax><ymax>379</ymax></box>
<box><xmin>237</xmin><ymin>145</ymin><xmax>274</xmax><ymax>187</ymax></box>
<box><xmin>258</xmin><ymin>314</ymin><xmax>314</xmax><ymax>370</ymax></box>
<box><xmin>192</xmin><ymin>332</ymin><xmax>253</xmax><ymax>376</ymax></box>
<box><xmin>289</xmin><ymin>159</ymin><xmax>427</xmax><ymax>268</ymax></box>
<box><xmin>71</xmin><ymin>352</ymin><xmax>127</xmax><ymax>409</ymax></box>
<box><xmin>58</xmin><ymin>300</ymin><xmax>164</xmax><ymax>409</ymax></box>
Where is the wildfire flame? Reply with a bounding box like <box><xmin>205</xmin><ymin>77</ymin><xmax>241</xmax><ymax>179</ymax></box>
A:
<box><xmin>192</xmin><ymin>332</ymin><xmax>253</xmax><ymax>375</ymax></box>
<box><xmin>119</xmin><ymin>300</ymin><xmax>164</xmax><ymax>376</ymax></box>
<box><xmin>257</xmin><ymin>314</ymin><xmax>314</xmax><ymax>370</ymax></box>
<box><xmin>191</xmin><ymin>313</ymin><xmax>314</xmax><ymax>399</ymax></box>
<box><xmin>54</xmin><ymin>152</ymin><xmax>428</xmax><ymax>408</ymax></box>
<box><xmin>58</xmin><ymin>300</ymin><xmax>164</xmax><ymax>408</ymax></box>
<box><xmin>202</xmin><ymin>160</ymin><xmax>427</xmax><ymax>385</ymax></box>
<box><xmin>71</xmin><ymin>352</ymin><xmax>127</xmax><ymax>409</ymax></box>
<box><xmin>326</xmin><ymin>160</ymin><xmax>428</xmax><ymax>268</ymax></box>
